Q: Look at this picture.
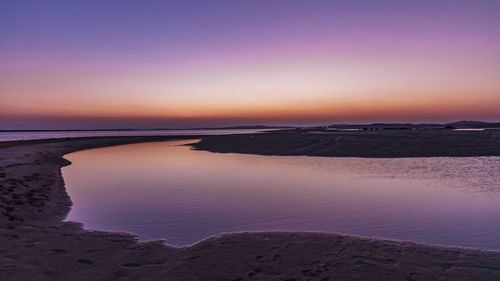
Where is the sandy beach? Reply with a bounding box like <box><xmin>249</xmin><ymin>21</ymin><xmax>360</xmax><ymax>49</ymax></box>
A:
<box><xmin>2</xmin><ymin>134</ymin><xmax>500</xmax><ymax>281</ymax></box>
<box><xmin>192</xmin><ymin>129</ymin><xmax>500</xmax><ymax>157</ymax></box>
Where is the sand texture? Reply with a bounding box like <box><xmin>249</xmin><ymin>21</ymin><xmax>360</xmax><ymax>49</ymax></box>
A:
<box><xmin>1</xmin><ymin>135</ymin><xmax>500</xmax><ymax>281</ymax></box>
<box><xmin>192</xmin><ymin>129</ymin><xmax>500</xmax><ymax>157</ymax></box>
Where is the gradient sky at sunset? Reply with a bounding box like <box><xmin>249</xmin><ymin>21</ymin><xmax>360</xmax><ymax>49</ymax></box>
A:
<box><xmin>1</xmin><ymin>0</ymin><xmax>499</xmax><ymax>129</ymax></box>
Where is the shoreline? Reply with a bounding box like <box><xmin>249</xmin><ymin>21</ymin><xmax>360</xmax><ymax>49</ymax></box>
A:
<box><xmin>191</xmin><ymin>129</ymin><xmax>500</xmax><ymax>158</ymax></box>
<box><xmin>1</xmin><ymin>135</ymin><xmax>500</xmax><ymax>280</ymax></box>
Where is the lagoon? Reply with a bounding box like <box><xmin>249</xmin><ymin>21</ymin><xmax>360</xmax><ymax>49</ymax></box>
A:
<box><xmin>62</xmin><ymin>140</ymin><xmax>500</xmax><ymax>249</ymax></box>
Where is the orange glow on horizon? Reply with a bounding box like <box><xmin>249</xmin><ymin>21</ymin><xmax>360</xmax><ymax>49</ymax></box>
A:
<box><xmin>3</xmin><ymin>1</ymin><xmax>500</xmax><ymax>129</ymax></box>
<box><xmin>2</xmin><ymin>53</ymin><xmax>499</xmax><ymax>125</ymax></box>
<box><xmin>3</xmin><ymin>89</ymin><xmax>499</xmax><ymax>123</ymax></box>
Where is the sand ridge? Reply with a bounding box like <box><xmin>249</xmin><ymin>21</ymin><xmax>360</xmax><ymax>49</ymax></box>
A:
<box><xmin>192</xmin><ymin>129</ymin><xmax>500</xmax><ymax>157</ymax></box>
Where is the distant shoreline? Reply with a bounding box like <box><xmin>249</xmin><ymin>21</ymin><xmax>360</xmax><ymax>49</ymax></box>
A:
<box><xmin>1</xmin><ymin>134</ymin><xmax>500</xmax><ymax>280</ymax></box>
<box><xmin>2</xmin><ymin>120</ymin><xmax>499</xmax><ymax>132</ymax></box>
<box><xmin>0</xmin><ymin>126</ymin><xmax>292</xmax><ymax>132</ymax></box>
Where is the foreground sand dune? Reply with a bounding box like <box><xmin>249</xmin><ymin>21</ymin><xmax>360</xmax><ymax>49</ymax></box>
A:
<box><xmin>1</xmin><ymin>135</ymin><xmax>500</xmax><ymax>281</ymax></box>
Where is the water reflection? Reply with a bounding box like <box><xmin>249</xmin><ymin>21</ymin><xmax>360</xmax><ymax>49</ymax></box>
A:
<box><xmin>63</xmin><ymin>140</ymin><xmax>500</xmax><ymax>249</ymax></box>
<box><xmin>0</xmin><ymin>129</ymin><xmax>268</xmax><ymax>142</ymax></box>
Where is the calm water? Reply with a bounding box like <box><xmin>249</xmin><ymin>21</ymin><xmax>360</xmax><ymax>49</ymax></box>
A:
<box><xmin>62</xmin><ymin>140</ymin><xmax>500</xmax><ymax>249</ymax></box>
<box><xmin>0</xmin><ymin>129</ymin><xmax>267</xmax><ymax>142</ymax></box>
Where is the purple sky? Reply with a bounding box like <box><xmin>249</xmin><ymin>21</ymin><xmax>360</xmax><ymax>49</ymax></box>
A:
<box><xmin>1</xmin><ymin>0</ymin><xmax>499</xmax><ymax>129</ymax></box>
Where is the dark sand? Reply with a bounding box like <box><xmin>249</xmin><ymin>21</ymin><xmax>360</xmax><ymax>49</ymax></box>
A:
<box><xmin>1</xmin><ymin>134</ymin><xmax>500</xmax><ymax>281</ymax></box>
<box><xmin>192</xmin><ymin>129</ymin><xmax>500</xmax><ymax>157</ymax></box>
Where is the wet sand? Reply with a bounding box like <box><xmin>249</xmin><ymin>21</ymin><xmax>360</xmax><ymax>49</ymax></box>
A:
<box><xmin>1</xmin><ymin>135</ymin><xmax>500</xmax><ymax>280</ymax></box>
<box><xmin>192</xmin><ymin>129</ymin><xmax>500</xmax><ymax>157</ymax></box>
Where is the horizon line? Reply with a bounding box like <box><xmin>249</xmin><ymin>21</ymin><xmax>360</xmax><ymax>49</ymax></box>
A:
<box><xmin>1</xmin><ymin>120</ymin><xmax>499</xmax><ymax>132</ymax></box>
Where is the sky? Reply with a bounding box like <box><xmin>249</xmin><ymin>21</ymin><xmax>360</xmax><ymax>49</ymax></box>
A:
<box><xmin>1</xmin><ymin>0</ymin><xmax>499</xmax><ymax>129</ymax></box>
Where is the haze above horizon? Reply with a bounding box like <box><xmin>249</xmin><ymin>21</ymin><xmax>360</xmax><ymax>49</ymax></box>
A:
<box><xmin>1</xmin><ymin>0</ymin><xmax>499</xmax><ymax>129</ymax></box>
